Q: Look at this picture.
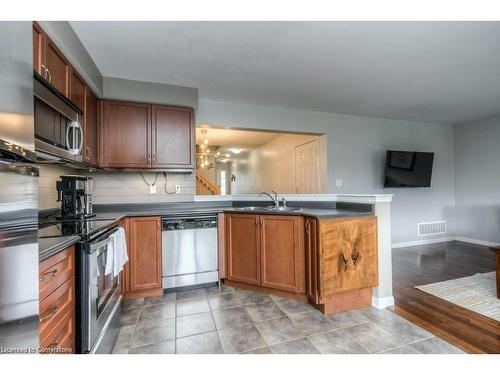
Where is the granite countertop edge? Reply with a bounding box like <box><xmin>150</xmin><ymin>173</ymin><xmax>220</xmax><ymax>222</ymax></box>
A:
<box><xmin>99</xmin><ymin>207</ymin><xmax>374</xmax><ymax>219</ymax></box>
<box><xmin>39</xmin><ymin>236</ymin><xmax>81</xmax><ymax>262</ymax></box>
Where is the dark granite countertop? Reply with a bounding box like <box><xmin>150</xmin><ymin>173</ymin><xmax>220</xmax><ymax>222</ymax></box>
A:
<box><xmin>222</xmin><ymin>207</ymin><xmax>373</xmax><ymax>218</ymax></box>
<box><xmin>37</xmin><ymin>200</ymin><xmax>374</xmax><ymax>262</ymax></box>
<box><xmin>39</xmin><ymin>236</ymin><xmax>81</xmax><ymax>262</ymax></box>
<box><xmin>91</xmin><ymin>201</ymin><xmax>374</xmax><ymax>220</ymax></box>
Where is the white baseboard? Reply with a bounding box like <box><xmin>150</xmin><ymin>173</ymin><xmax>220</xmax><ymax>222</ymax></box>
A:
<box><xmin>372</xmin><ymin>296</ymin><xmax>394</xmax><ymax>310</ymax></box>
<box><xmin>392</xmin><ymin>237</ymin><xmax>456</xmax><ymax>248</ymax></box>
<box><xmin>454</xmin><ymin>237</ymin><xmax>500</xmax><ymax>247</ymax></box>
<box><xmin>393</xmin><ymin>236</ymin><xmax>500</xmax><ymax>249</ymax></box>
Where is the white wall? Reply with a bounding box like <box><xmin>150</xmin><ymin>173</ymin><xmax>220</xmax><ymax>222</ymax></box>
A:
<box><xmin>454</xmin><ymin>116</ymin><xmax>500</xmax><ymax>245</ymax></box>
<box><xmin>229</xmin><ymin>133</ymin><xmax>325</xmax><ymax>194</ymax></box>
<box><xmin>197</xmin><ymin>99</ymin><xmax>456</xmax><ymax>244</ymax></box>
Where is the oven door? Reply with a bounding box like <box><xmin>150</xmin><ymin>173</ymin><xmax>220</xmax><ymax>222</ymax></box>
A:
<box><xmin>86</xmin><ymin>227</ymin><xmax>121</xmax><ymax>352</ymax></box>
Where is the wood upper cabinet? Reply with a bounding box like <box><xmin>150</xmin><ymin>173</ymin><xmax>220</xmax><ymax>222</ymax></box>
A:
<box><xmin>225</xmin><ymin>214</ymin><xmax>261</xmax><ymax>285</ymax></box>
<box><xmin>101</xmin><ymin>101</ymin><xmax>151</xmax><ymax>168</ymax></box>
<box><xmin>69</xmin><ymin>69</ymin><xmax>86</xmax><ymax>112</ymax></box>
<box><xmin>44</xmin><ymin>37</ymin><xmax>70</xmax><ymax>97</ymax></box>
<box><xmin>317</xmin><ymin>216</ymin><xmax>378</xmax><ymax>302</ymax></box>
<box><xmin>128</xmin><ymin>217</ymin><xmax>162</xmax><ymax>291</ymax></box>
<box><xmin>225</xmin><ymin>213</ymin><xmax>304</xmax><ymax>293</ymax></box>
<box><xmin>83</xmin><ymin>88</ymin><xmax>98</xmax><ymax>166</ymax></box>
<box><xmin>100</xmin><ymin>101</ymin><xmax>195</xmax><ymax>170</ymax></box>
<box><xmin>152</xmin><ymin>105</ymin><xmax>194</xmax><ymax>169</ymax></box>
<box><xmin>33</xmin><ymin>22</ymin><xmax>45</xmax><ymax>76</ymax></box>
<box><xmin>260</xmin><ymin>215</ymin><xmax>305</xmax><ymax>293</ymax></box>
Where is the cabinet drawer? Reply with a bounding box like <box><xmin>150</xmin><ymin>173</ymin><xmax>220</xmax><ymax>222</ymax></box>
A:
<box><xmin>39</xmin><ymin>246</ymin><xmax>75</xmax><ymax>301</ymax></box>
<box><xmin>39</xmin><ymin>276</ymin><xmax>75</xmax><ymax>343</ymax></box>
<box><xmin>40</xmin><ymin>309</ymin><xmax>75</xmax><ymax>354</ymax></box>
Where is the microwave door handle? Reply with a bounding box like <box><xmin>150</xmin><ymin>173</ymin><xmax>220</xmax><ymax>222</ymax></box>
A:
<box><xmin>77</xmin><ymin>121</ymin><xmax>84</xmax><ymax>153</ymax></box>
<box><xmin>65</xmin><ymin>122</ymin><xmax>71</xmax><ymax>151</ymax></box>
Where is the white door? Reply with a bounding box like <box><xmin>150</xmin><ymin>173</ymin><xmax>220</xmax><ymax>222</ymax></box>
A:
<box><xmin>294</xmin><ymin>140</ymin><xmax>320</xmax><ymax>193</ymax></box>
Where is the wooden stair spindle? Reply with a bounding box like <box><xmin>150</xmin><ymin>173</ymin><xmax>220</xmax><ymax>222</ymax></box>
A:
<box><xmin>196</xmin><ymin>172</ymin><xmax>221</xmax><ymax>195</ymax></box>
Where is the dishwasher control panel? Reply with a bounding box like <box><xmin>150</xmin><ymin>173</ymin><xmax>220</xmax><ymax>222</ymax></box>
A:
<box><xmin>162</xmin><ymin>216</ymin><xmax>217</xmax><ymax>231</ymax></box>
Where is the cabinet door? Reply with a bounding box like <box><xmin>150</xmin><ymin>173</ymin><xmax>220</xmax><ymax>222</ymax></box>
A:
<box><xmin>128</xmin><ymin>217</ymin><xmax>162</xmax><ymax>291</ymax></box>
<box><xmin>69</xmin><ymin>69</ymin><xmax>85</xmax><ymax>112</ymax></box>
<box><xmin>260</xmin><ymin>215</ymin><xmax>305</xmax><ymax>292</ymax></box>
<box><xmin>226</xmin><ymin>214</ymin><xmax>261</xmax><ymax>285</ymax></box>
<box><xmin>84</xmin><ymin>89</ymin><xmax>98</xmax><ymax>166</ymax></box>
<box><xmin>32</xmin><ymin>22</ymin><xmax>45</xmax><ymax>75</ymax></box>
<box><xmin>45</xmin><ymin>37</ymin><xmax>70</xmax><ymax>96</ymax></box>
<box><xmin>152</xmin><ymin>105</ymin><xmax>194</xmax><ymax>169</ymax></box>
<box><xmin>102</xmin><ymin>101</ymin><xmax>151</xmax><ymax>168</ymax></box>
<box><xmin>318</xmin><ymin>216</ymin><xmax>378</xmax><ymax>301</ymax></box>
<box><xmin>305</xmin><ymin>218</ymin><xmax>319</xmax><ymax>303</ymax></box>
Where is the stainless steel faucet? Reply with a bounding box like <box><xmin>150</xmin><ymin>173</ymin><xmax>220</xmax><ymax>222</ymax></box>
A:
<box><xmin>260</xmin><ymin>191</ymin><xmax>279</xmax><ymax>208</ymax></box>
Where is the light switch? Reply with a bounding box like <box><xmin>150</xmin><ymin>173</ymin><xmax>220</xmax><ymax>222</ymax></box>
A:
<box><xmin>335</xmin><ymin>179</ymin><xmax>343</xmax><ymax>187</ymax></box>
<box><xmin>150</xmin><ymin>185</ymin><xmax>157</xmax><ymax>194</ymax></box>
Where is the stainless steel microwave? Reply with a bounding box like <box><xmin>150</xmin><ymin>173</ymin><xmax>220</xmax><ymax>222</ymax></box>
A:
<box><xmin>33</xmin><ymin>74</ymin><xmax>84</xmax><ymax>164</ymax></box>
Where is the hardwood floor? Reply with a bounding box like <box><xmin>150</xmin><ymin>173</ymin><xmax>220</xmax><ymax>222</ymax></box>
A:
<box><xmin>392</xmin><ymin>240</ymin><xmax>500</xmax><ymax>353</ymax></box>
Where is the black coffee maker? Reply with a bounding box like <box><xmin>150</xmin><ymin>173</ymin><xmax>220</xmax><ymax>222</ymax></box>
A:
<box><xmin>56</xmin><ymin>175</ymin><xmax>95</xmax><ymax>219</ymax></box>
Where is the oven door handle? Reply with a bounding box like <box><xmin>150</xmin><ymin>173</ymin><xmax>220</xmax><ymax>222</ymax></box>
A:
<box><xmin>87</xmin><ymin>227</ymin><xmax>120</xmax><ymax>254</ymax></box>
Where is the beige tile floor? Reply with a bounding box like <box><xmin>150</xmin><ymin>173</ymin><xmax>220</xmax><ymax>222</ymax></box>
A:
<box><xmin>112</xmin><ymin>285</ymin><xmax>465</xmax><ymax>354</ymax></box>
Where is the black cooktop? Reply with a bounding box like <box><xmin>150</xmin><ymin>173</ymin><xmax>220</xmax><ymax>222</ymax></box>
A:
<box><xmin>38</xmin><ymin>218</ymin><xmax>118</xmax><ymax>241</ymax></box>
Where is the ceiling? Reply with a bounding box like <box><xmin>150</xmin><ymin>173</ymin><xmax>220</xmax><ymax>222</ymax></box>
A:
<box><xmin>70</xmin><ymin>21</ymin><xmax>500</xmax><ymax>125</ymax></box>
<box><xmin>195</xmin><ymin>127</ymin><xmax>280</xmax><ymax>151</ymax></box>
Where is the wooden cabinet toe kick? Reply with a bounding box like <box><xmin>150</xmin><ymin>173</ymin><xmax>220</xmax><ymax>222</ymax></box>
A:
<box><xmin>309</xmin><ymin>288</ymin><xmax>373</xmax><ymax>315</ymax></box>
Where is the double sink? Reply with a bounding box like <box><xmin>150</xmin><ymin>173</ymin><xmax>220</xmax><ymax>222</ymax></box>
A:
<box><xmin>230</xmin><ymin>206</ymin><xmax>304</xmax><ymax>214</ymax></box>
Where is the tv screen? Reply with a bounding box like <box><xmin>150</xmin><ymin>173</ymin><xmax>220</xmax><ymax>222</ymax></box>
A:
<box><xmin>384</xmin><ymin>150</ymin><xmax>434</xmax><ymax>188</ymax></box>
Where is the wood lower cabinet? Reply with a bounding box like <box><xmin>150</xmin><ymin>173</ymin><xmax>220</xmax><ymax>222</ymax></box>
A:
<box><xmin>304</xmin><ymin>216</ymin><xmax>378</xmax><ymax>314</ymax></box>
<box><xmin>101</xmin><ymin>100</ymin><xmax>151</xmax><ymax>168</ymax></box>
<box><xmin>225</xmin><ymin>213</ymin><xmax>305</xmax><ymax>293</ymax></box>
<box><xmin>127</xmin><ymin>217</ymin><xmax>162</xmax><ymax>293</ymax></box>
<box><xmin>39</xmin><ymin>246</ymin><xmax>76</xmax><ymax>354</ymax></box>
<box><xmin>226</xmin><ymin>213</ymin><xmax>378</xmax><ymax>314</ymax></box>
<box><xmin>317</xmin><ymin>216</ymin><xmax>378</xmax><ymax>300</ymax></box>
<box><xmin>260</xmin><ymin>215</ymin><xmax>305</xmax><ymax>292</ymax></box>
<box><xmin>226</xmin><ymin>214</ymin><xmax>261</xmax><ymax>285</ymax></box>
<box><xmin>305</xmin><ymin>217</ymin><xmax>319</xmax><ymax>303</ymax></box>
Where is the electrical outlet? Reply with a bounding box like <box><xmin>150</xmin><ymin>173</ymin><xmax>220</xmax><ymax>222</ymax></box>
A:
<box><xmin>149</xmin><ymin>185</ymin><xmax>157</xmax><ymax>194</ymax></box>
<box><xmin>175</xmin><ymin>185</ymin><xmax>181</xmax><ymax>194</ymax></box>
<box><xmin>335</xmin><ymin>179</ymin><xmax>343</xmax><ymax>187</ymax></box>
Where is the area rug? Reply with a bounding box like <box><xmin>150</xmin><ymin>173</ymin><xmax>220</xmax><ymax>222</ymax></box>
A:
<box><xmin>415</xmin><ymin>272</ymin><xmax>500</xmax><ymax>322</ymax></box>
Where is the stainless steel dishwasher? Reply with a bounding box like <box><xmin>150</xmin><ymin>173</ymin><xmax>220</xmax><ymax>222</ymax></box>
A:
<box><xmin>161</xmin><ymin>216</ymin><xmax>218</xmax><ymax>289</ymax></box>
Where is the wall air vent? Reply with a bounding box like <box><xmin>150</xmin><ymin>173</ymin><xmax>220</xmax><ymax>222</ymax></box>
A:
<box><xmin>418</xmin><ymin>221</ymin><xmax>447</xmax><ymax>236</ymax></box>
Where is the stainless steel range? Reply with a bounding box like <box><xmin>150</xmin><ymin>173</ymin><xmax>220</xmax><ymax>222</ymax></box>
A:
<box><xmin>39</xmin><ymin>218</ymin><xmax>122</xmax><ymax>353</ymax></box>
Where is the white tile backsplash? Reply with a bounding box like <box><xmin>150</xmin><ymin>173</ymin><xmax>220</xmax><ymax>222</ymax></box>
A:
<box><xmin>37</xmin><ymin>165</ymin><xmax>196</xmax><ymax>209</ymax></box>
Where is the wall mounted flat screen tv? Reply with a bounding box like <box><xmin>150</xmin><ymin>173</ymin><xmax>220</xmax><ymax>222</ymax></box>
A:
<box><xmin>384</xmin><ymin>150</ymin><xmax>434</xmax><ymax>188</ymax></box>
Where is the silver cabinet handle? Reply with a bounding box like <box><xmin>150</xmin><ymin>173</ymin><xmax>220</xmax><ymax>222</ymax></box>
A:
<box><xmin>45</xmin><ymin>67</ymin><xmax>52</xmax><ymax>83</ymax></box>
<box><xmin>41</xmin><ymin>64</ymin><xmax>48</xmax><ymax>80</ymax></box>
